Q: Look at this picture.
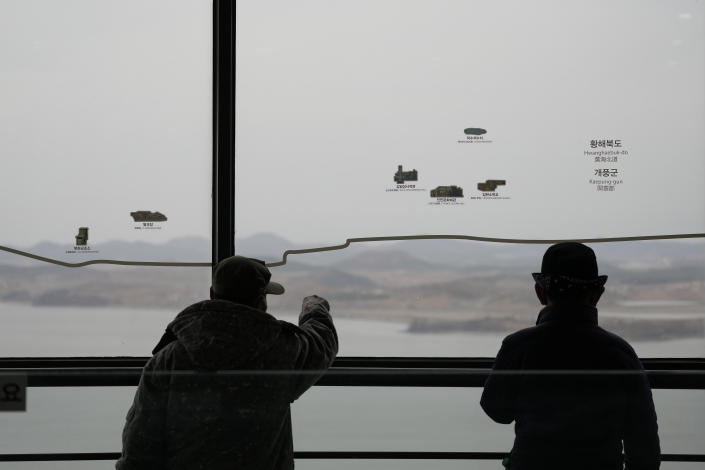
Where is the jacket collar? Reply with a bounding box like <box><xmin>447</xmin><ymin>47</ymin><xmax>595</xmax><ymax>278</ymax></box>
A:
<box><xmin>536</xmin><ymin>304</ymin><xmax>598</xmax><ymax>326</ymax></box>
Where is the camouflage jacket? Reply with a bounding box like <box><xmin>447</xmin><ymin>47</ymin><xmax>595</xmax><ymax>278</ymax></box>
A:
<box><xmin>116</xmin><ymin>298</ymin><xmax>338</xmax><ymax>470</ymax></box>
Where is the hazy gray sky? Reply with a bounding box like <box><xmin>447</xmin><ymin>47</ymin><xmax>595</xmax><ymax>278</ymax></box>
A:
<box><xmin>0</xmin><ymin>0</ymin><xmax>212</xmax><ymax>248</ymax></box>
<box><xmin>235</xmin><ymin>0</ymin><xmax>705</xmax><ymax>244</ymax></box>
<box><xmin>1</xmin><ymin>0</ymin><xmax>703</xmax><ymax>258</ymax></box>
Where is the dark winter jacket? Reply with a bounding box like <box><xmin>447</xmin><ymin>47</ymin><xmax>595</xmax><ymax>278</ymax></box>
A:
<box><xmin>116</xmin><ymin>298</ymin><xmax>338</xmax><ymax>470</ymax></box>
<box><xmin>481</xmin><ymin>304</ymin><xmax>660</xmax><ymax>470</ymax></box>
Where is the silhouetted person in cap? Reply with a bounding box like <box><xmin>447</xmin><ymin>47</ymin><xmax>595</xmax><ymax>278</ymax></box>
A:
<box><xmin>481</xmin><ymin>243</ymin><xmax>660</xmax><ymax>470</ymax></box>
<box><xmin>116</xmin><ymin>256</ymin><xmax>338</xmax><ymax>470</ymax></box>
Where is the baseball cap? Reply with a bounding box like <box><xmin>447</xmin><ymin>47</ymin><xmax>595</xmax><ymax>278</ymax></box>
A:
<box><xmin>212</xmin><ymin>256</ymin><xmax>285</xmax><ymax>300</ymax></box>
<box><xmin>532</xmin><ymin>242</ymin><xmax>607</xmax><ymax>289</ymax></box>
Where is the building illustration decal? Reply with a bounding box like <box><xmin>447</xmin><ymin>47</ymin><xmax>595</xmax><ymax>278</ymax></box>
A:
<box><xmin>131</xmin><ymin>211</ymin><xmax>168</xmax><ymax>222</ymax></box>
<box><xmin>394</xmin><ymin>165</ymin><xmax>418</xmax><ymax>184</ymax></box>
<box><xmin>75</xmin><ymin>227</ymin><xmax>89</xmax><ymax>246</ymax></box>
<box><xmin>430</xmin><ymin>186</ymin><xmax>464</xmax><ymax>197</ymax></box>
<box><xmin>477</xmin><ymin>180</ymin><xmax>506</xmax><ymax>191</ymax></box>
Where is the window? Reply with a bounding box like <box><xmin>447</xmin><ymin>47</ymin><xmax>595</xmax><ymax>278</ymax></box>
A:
<box><xmin>0</xmin><ymin>0</ymin><xmax>212</xmax><ymax>356</ymax></box>
<box><xmin>0</xmin><ymin>1</ymin><xmax>702</xmax><ymax>469</ymax></box>
<box><xmin>235</xmin><ymin>0</ymin><xmax>705</xmax><ymax>357</ymax></box>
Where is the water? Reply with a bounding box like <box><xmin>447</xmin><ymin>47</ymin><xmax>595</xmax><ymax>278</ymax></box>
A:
<box><xmin>1</xmin><ymin>303</ymin><xmax>703</xmax><ymax>357</ymax></box>
<box><xmin>0</xmin><ymin>303</ymin><xmax>703</xmax><ymax>469</ymax></box>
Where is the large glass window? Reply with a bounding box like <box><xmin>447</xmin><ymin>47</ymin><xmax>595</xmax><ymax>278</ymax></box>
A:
<box><xmin>235</xmin><ymin>0</ymin><xmax>705</xmax><ymax>356</ymax></box>
<box><xmin>235</xmin><ymin>0</ymin><xmax>705</xmax><ymax>357</ymax></box>
<box><xmin>262</xmin><ymin>239</ymin><xmax>704</xmax><ymax>357</ymax></box>
<box><xmin>0</xmin><ymin>0</ymin><xmax>212</xmax><ymax>356</ymax></box>
<box><xmin>0</xmin><ymin>1</ymin><xmax>702</xmax><ymax>468</ymax></box>
<box><xmin>235</xmin><ymin>0</ymin><xmax>705</xmax><ymax>242</ymax></box>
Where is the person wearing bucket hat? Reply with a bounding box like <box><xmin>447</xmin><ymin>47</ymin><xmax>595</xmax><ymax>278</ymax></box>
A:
<box><xmin>117</xmin><ymin>256</ymin><xmax>338</xmax><ymax>470</ymax></box>
<box><xmin>481</xmin><ymin>243</ymin><xmax>660</xmax><ymax>470</ymax></box>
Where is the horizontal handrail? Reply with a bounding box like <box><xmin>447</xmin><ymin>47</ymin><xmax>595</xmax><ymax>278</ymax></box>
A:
<box><xmin>0</xmin><ymin>357</ymin><xmax>703</xmax><ymax>388</ymax></box>
<box><xmin>0</xmin><ymin>357</ymin><xmax>702</xmax><ymax>463</ymax></box>
<box><xmin>0</xmin><ymin>451</ymin><xmax>703</xmax><ymax>462</ymax></box>
<box><xmin>2</xmin><ymin>356</ymin><xmax>704</xmax><ymax>369</ymax></box>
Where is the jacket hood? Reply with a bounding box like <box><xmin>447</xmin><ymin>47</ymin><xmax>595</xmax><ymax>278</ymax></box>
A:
<box><xmin>162</xmin><ymin>299</ymin><xmax>284</xmax><ymax>369</ymax></box>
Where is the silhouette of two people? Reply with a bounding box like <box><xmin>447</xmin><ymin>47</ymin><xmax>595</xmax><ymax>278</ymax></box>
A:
<box><xmin>116</xmin><ymin>245</ymin><xmax>660</xmax><ymax>470</ymax></box>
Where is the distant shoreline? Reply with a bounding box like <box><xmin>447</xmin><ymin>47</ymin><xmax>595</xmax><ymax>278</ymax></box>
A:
<box><xmin>407</xmin><ymin>316</ymin><xmax>705</xmax><ymax>342</ymax></box>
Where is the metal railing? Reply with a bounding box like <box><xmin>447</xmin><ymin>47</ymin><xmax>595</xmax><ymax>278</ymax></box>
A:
<box><xmin>1</xmin><ymin>356</ymin><xmax>703</xmax><ymax>463</ymax></box>
<box><xmin>1</xmin><ymin>357</ymin><xmax>703</xmax><ymax>388</ymax></box>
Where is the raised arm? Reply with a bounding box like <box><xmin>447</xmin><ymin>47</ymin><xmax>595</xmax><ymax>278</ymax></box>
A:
<box><xmin>283</xmin><ymin>295</ymin><xmax>338</xmax><ymax>401</ymax></box>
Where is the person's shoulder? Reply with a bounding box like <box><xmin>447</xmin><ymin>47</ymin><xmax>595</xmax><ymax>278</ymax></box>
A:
<box><xmin>176</xmin><ymin>298</ymin><xmax>264</xmax><ymax>317</ymax></box>
<box><xmin>172</xmin><ymin>299</ymin><xmax>281</xmax><ymax>328</ymax></box>
<box><xmin>275</xmin><ymin>318</ymin><xmax>314</xmax><ymax>336</ymax></box>
<box><xmin>137</xmin><ymin>344</ymin><xmax>185</xmax><ymax>389</ymax></box>
<box><xmin>501</xmin><ymin>324</ymin><xmax>544</xmax><ymax>348</ymax></box>
<box><xmin>148</xmin><ymin>338</ymin><xmax>191</xmax><ymax>370</ymax></box>
<box><xmin>594</xmin><ymin>325</ymin><xmax>640</xmax><ymax>358</ymax></box>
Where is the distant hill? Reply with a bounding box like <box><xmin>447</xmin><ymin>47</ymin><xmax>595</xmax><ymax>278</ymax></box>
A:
<box><xmin>1</xmin><ymin>232</ymin><xmax>703</xmax><ymax>269</ymax></box>
<box><xmin>0</xmin><ymin>236</ymin><xmax>210</xmax><ymax>265</ymax></box>
<box><xmin>235</xmin><ymin>233</ymin><xmax>300</xmax><ymax>261</ymax></box>
<box><xmin>335</xmin><ymin>248</ymin><xmax>436</xmax><ymax>271</ymax></box>
<box><xmin>378</xmin><ymin>238</ymin><xmax>705</xmax><ymax>268</ymax></box>
<box><xmin>299</xmin><ymin>267</ymin><xmax>377</xmax><ymax>290</ymax></box>
<box><xmin>0</xmin><ymin>233</ymin><xmax>701</xmax><ymax>318</ymax></box>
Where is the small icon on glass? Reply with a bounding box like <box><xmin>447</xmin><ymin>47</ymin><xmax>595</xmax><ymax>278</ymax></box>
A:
<box><xmin>430</xmin><ymin>185</ymin><xmax>464</xmax><ymax>198</ymax></box>
<box><xmin>394</xmin><ymin>165</ymin><xmax>418</xmax><ymax>184</ymax></box>
<box><xmin>75</xmin><ymin>227</ymin><xmax>89</xmax><ymax>246</ymax></box>
<box><xmin>477</xmin><ymin>180</ymin><xmax>506</xmax><ymax>192</ymax></box>
<box><xmin>131</xmin><ymin>211</ymin><xmax>168</xmax><ymax>222</ymax></box>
